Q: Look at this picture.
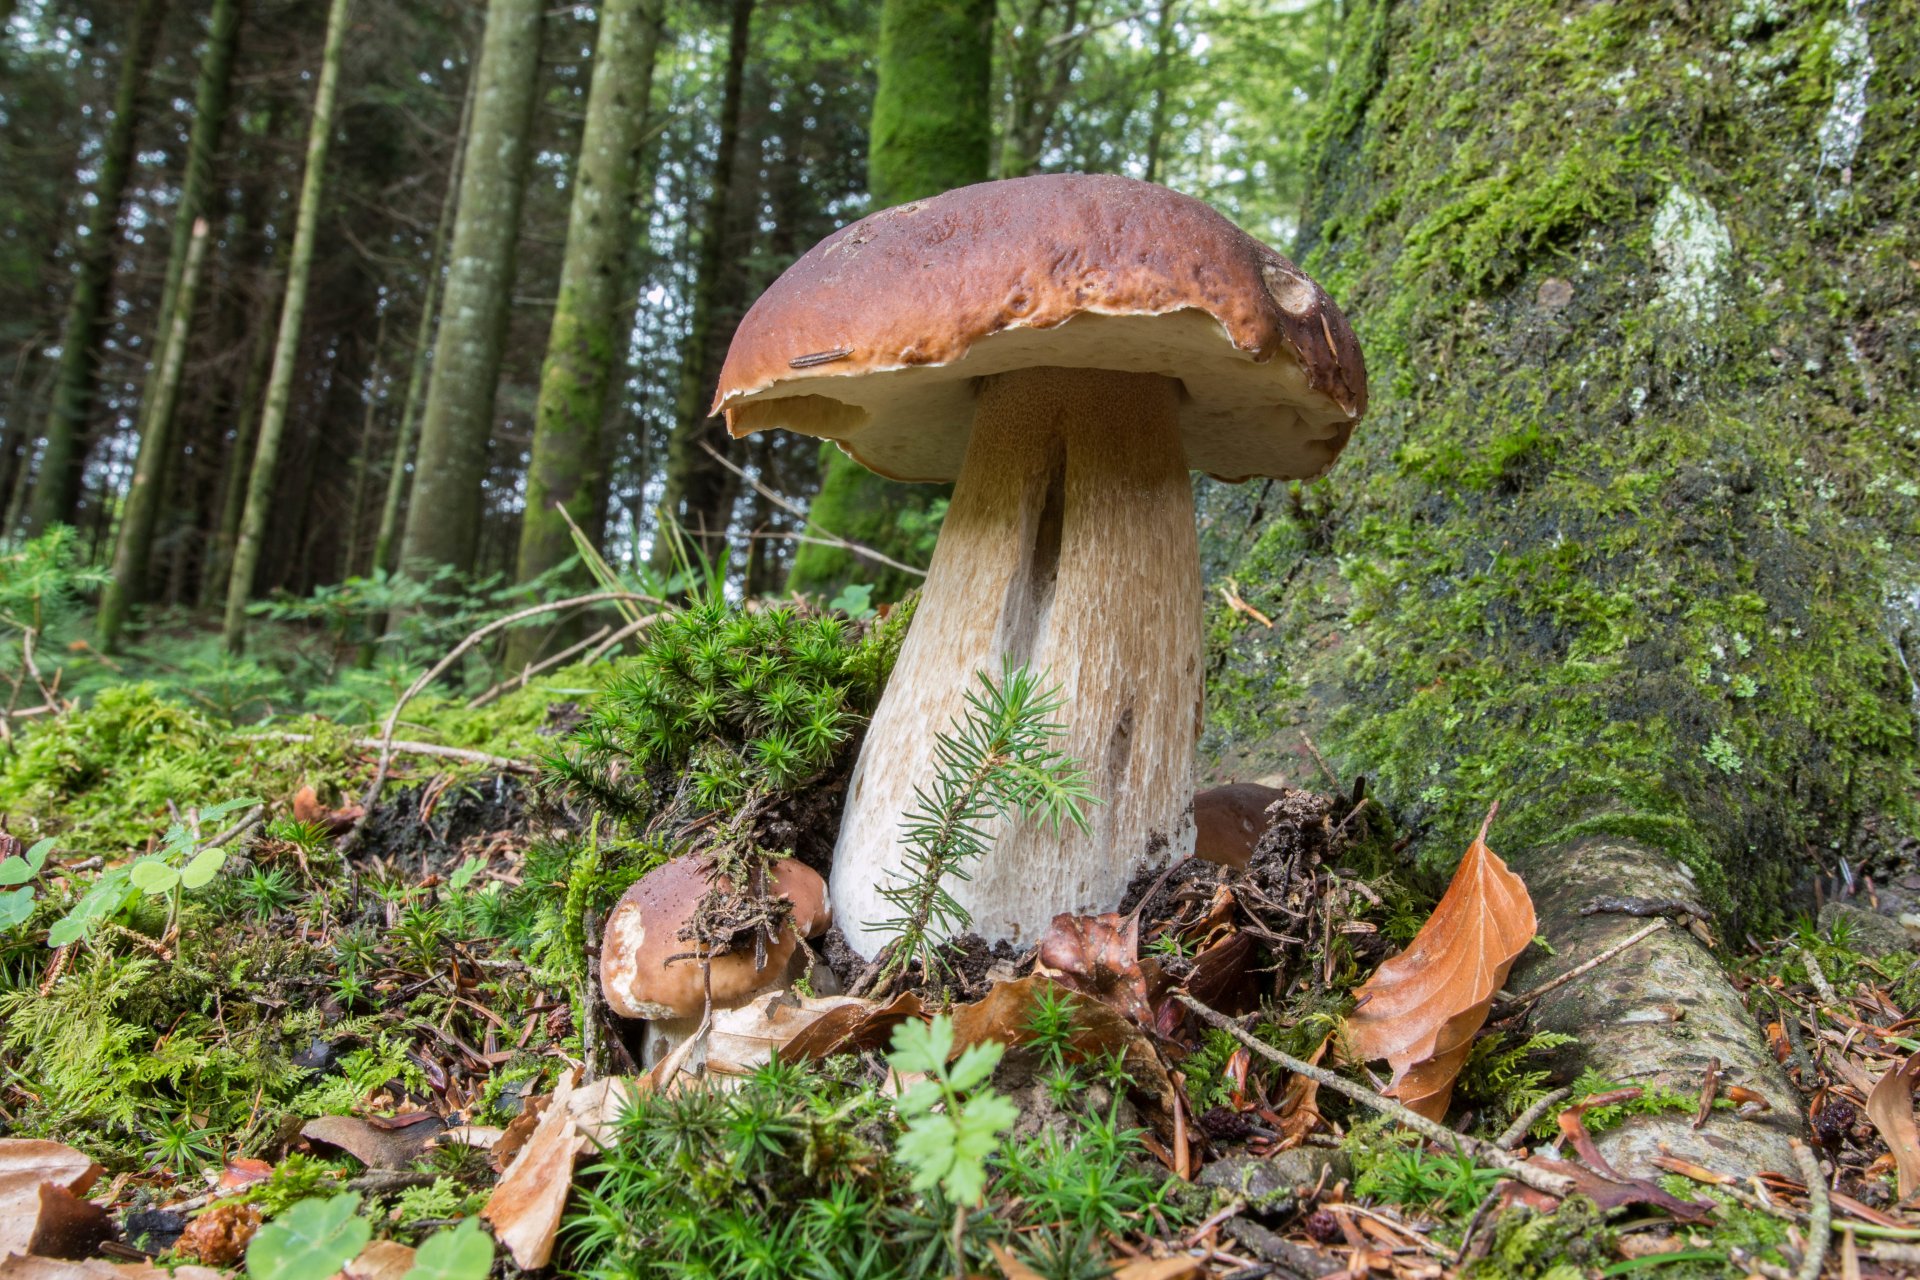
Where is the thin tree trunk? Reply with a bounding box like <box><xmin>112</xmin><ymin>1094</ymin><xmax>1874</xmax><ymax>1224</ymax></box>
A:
<box><xmin>26</xmin><ymin>0</ymin><xmax>166</xmax><ymax>535</ymax></box>
<box><xmin>395</xmin><ymin>0</ymin><xmax>545</xmax><ymax>580</ymax></box>
<box><xmin>371</xmin><ymin>73</ymin><xmax>474</xmax><ymax>580</ymax></box>
<box><xmin>99</xmin><ymin>217</ymin><xmax>211</xmax><ymax>647</ymax></box>
<box><xmin>506</xmin><ymin>0</ymin><xmax>665</xmax><ymax>669</ymax></box>
<box><xmin>1209</xmin><ymin>0</ymin><xmax>1920</xmax><ymax>1175</ymax></box>
<box><xmin>201</xmin><ymin>250</ymin><xmax>278</xmax><ymax>607</ymax></box>
<box><xmin>220</xmin><ymin>0</ymin><xmax>351</xmax><ymax>652</ymax></box>
<box><xmin>340</xmin><ymin>311</ymin><xmax>388</xmax><ymax>580</ymax></box>
<box><xmin>1141</xmin><ymin>0</ymin><xmax>1178</xmax><ymax>185</ymax></box>
<box><xmin>784</xmin><ymin>0</ymin><xmax>990</xmax><ymax>601</ymax></box>
<box><xmin>650</xmin><ymin>0</ymin><xmax>754</xmax><ymax>573</ymax></box>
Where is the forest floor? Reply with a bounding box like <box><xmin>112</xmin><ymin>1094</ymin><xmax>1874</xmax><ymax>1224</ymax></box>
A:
<box><xmin>1</xmin><ymin>589</ymin><xmax>1918</xmax><ymax>1280</ymax></box>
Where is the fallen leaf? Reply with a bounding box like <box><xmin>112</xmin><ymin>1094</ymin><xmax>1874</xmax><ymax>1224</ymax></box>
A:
<box><xmin>301</xmin><ymin>1113</ymin><xmax>446</xmax><ymax>1170</ymax></box>
<box><xmin>949</xmin><ymin>976</ymin><xmax>1179</xmax><ymax>1139</ymax></box>
<box><xmin>1522</xmin><ymin>1154</ymin><xmax>1711</xmax><ymax>1219</ymax></box>
<box><xmin>291</xmin><ymin>785</ymin><xmax>362</xmax><ymax>834</ymax></box>
<box><xmin>705</xmin><ymin>993</ymin><xmax>872</xmax><ymax>1074</ymax></box>
<box><xmin>987</xmin><ymin>1241</ymin><xmax>1047</xmax><ymax>1280</ymax></box>
<box><xmin>1112</xmin><ymin>1258</ymin><xmax>1207</xmax><ymax>1280</ymax></box>
<box><xmin>482</xmin><ymin>1069</ymin><xmax>588</xmax><ymax>1270</ymax></box>
<box><xmin>437</xmin><ymin>1125</ymin><xmax>504</xmax><ymax>1151</ymax></box>
<box><xmin>1343</xmin><ymin>805</ymin><xmax>1535</xmax><ymax>1120</ymax></box>
<box><xmin>1036</xmin><ymin>912</ymin><xmax>1154</xmax><ymax>1024</ymax></box>
<box><xmin>217</xmin><ymin>1157</ymin><xmax>274</xmax><ymax>1190</ymax></box>
<box><xmin>564</xmin><ymin>1076</ymin><xmax>642</xmax><ymax>1150</ymax></box>
<box><xmin>1866</xmin><ymin>1051</ymin><xmax>1920</xmax><ymax>1199</ymax></box>
<box><xmin>175</xmin><ymin>1202</ymin><xmax>262</xmax><ymax>1267</ymax></box>
<box><xmin>0</xmin><ymin>1260</ymin><xmax>224</xmax><ymax>1280</ymax></box>
<box><xmin>780</xmin><ymin>991</ymin><xmax>925</xmax><ymax>1060</ymax></box>
<box><xmin>488</xmin><ymin>1095</ymin><xmax>551</xmax><ymax>1173</ymax></box>
<box><xmin>0</xmin><ymin>1140</ymin><xmax>108</xmax><ymax>1261</ymax></box>
<box><xmin>1192</xmin><ymin>783</ymin><xmax>1286</xmax><ymax>869</ymax></box>
<box><xmin>342</xmin><ymin>1240</ymin><xmax>416</xmax><ymax>1280</ymax></box>
<box><xmin>1651</xmin><ymin>1156</ymin><xmax>1737</xmax><ymax>1186</ymax></box>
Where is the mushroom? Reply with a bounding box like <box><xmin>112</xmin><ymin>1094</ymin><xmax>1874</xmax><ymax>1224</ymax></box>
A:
<box><xmin>600</xmin><ymin>852</ymin><xmax>831</xmax><ymax>1064</ymax></box>
<box><xmin>713</xmin><ymin>174</ymin><xmax>1366</xmax><ymax>957</ymax></box>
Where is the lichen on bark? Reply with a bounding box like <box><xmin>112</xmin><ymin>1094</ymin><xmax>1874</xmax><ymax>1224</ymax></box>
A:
<box><xmin>1201</xmin><ymin>0</ymin><xmax>1920</xmax><ymax>926</ymax></box>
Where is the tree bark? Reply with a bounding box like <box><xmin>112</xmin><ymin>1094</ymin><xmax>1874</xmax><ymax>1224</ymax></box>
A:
<box><xmin>1207</xmin><ymin>0</ymin><xmax>1919</xmax><ymax>1171</ymax></box>
<box><xmin>371</xmin><ymin>73</ymin><xmax>474</xmax><ymax>581</ymax></box>
<box><xmin>651</xmin><ymin>0</ymin><xmax>754</xmax><ymax>572</ymax></box>
<box><xmin>26</xmin><ymin>0</ymin><xmax>166</xmax><ymax>535</ymax></box>
<box><xmin>395</xmin><ymin>0</ymin><xmax>545</xmax><ymax>580</ymax></box>
<box><xmin>219</xmin><ymin>0</ymin><xmax>351</xmax><ymax>652</ymax></box>
<box><xmin>99</xmin><ymin>0</ymin><xmax>242</xmax><ymax>646</ymax></box>
<box><xmin>506</xmin><ymin>0</ymin><xmax>664</xmax><ymax>668</ymax></box>
<box><xmin>783</xmin><ymin>0</ymin><xmax>990</xmax><ymax>602</ymax></box>
<box><xmin>99</xmin><ymin>217</ymin><xmax>210</xmax><ymax>647</ymax></box>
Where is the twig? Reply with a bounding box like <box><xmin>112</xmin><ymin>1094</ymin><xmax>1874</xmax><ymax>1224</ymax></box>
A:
<box><xmin>1795</xmin><ymin>944</ymin><xmax>1840</xmax><ymax>1006</ymax></box>
<box><xmin>1175</xmin><ymin>994</ymin><xmax>1575</xmax><ymax>1199</ymax></box>
<box><xmin>697</xmin><ymin>440</ymin><xmax>927</xmax><ymax>579</ymax></box>
<box><xmin>205</xmin><ymin>805</ymin><xmax>266</xmax><ymax>850</ymax></box>
<box><xmin>1494</xmin><ymin>1088</ymin><xmax>1571</xmax><ymax>1150</ymax></box>
<box><xmin>1498</xmin><ymin>919</ymin><xmax>1666</xmax><ymax>1008</ymax></box>
<box><xmin>241</xmin><ymin>731</ymin><xmax>537</xmax><ymax>775</ymax></box>
<box><xmin>1297</xmin><ymin>731</ymin><xmax>1338</xmax><ymax>788</ymax></box>
<box><xmin>1694</xmin><ymin>1057</ymin><xmax>1720</xmax><ymax>1130</ymax></box>
<box><xmin>467</xmin><ymin>623</ymin><xmax>612</xmax><ymax>708</ymax></box>
<box><xmin>347</xmin><ymin>590</ymin><xmax>661</xmax><ymax>847</ymax></box>
<box><xmin>1219</xmin><ymin>579</ymin><xmax>1273</xmax><ymax>628</ymax></box>
<box><xmin>581</xmin><ymin>611</ymin><xmax>659</xmax><ymax>665</ymax></box>
<box><xmin>1794</xmin><ymin>1139</ymin><xmax>1830</xmax><ymax>1280</ymax></box>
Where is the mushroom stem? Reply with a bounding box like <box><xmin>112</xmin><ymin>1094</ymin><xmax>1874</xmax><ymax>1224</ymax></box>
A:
<box><xmin>831</xmin><ymin>366</ymin><xmax>1201</xmax><ymax>956</ymax></box>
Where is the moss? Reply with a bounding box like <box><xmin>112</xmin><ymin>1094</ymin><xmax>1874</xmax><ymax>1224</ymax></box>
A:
<box><xmin>1464</xmin><ymin>1198</ymin><xmax>1614</xmax><ymax>1280</ymax></box>
<box><xmin>1202</xmin><ymin>0</ymin><xmax>1920</xmax><ymax>926</ymax></box>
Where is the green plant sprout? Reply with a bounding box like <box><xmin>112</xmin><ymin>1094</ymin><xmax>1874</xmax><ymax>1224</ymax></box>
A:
<box><xmin>45</xmin><ymin>795</ymin><xmax>257</xmax><ymax>950</ymax></box>
<box><xmin>0</xmin><ymin>836</ymin><xmax>55</xmax><ymax>930</ymax></box>
<box><xmin>872</xmin><ymin>660</ymin><xmax>1095</xmax><ymax>985</ymax></box>
<box><xmin>887</xmin><ymin>1014</ymin><xmax>1018</xmax><ymax>1207</ymax></box>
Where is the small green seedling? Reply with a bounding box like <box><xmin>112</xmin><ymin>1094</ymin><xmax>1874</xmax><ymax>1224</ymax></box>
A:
<box><xmin>405</xmin><ymin>1216</ymin><xmax>494</xmax><ymax>1280</ymax></box>
<box><xmin>887</xmin><ymin>1015</ymin><xmax>1018</xmax><ymax>1206</ymax></box>
<box><xmin>0</xmin><ymin>836</ymin><xmax>54</xmax><ymax>930</ymax></box>
<box><xmin>46</xmin><ymin>796</ymin><xmax>256</xmax><ymax>949</ymax></box>
<box><xmin>246</xmin><ymin>1193</ymin><xmax>372</xmax><ymax>1280</ymax></box>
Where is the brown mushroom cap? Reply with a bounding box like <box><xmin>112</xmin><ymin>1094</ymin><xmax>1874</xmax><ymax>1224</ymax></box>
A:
<box><xmin>712</xmin><ymin>173</ymin><xmax>1366</xmax><ymax>485</ymax></box>
<box><xmin>600</xmin><ymin>854</ymin><xmax>831</xmax><ymax>1021</ymax></box>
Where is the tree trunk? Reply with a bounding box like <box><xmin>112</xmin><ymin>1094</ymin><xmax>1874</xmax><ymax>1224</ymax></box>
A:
<box><xmin>1207</xmin><ymin>0</ymin><xmax>1919</xmax><ymax>1174</ymax></box>
<box><xmin>99</xmin><ymin>0</ymin><xmax>242</xmax><ymax>646</ymax></box>
<box><xmin>1141</xmin><ymin>0</ymin><xmax>1178</xmax><ymax>185</ymax></box>
<box><xmin>340</xmin><ymin>311</ymin><xmax>388</xmax><ymax>580</ymax></box>
<box><xmin>506</xmin><ymin>0</ymin><xmax>664</xmax><ymax>669</ymax></box>
<box><xmin>371</xmin><ymin>73</ymin><xmax>474</xmax><ymax>581</ymax></box>
<box><xmin>395</xmin><ymin>0</ymin><xmax>545</xmax><ymax>580</ymax></box>
<box><xmin>25</xmin><ymin>0</ymin><xmax>166</xmax><ymax>535</ymax></box>
<box><xmin>782</xmin><ymin>0</ymin><xmax>990</xmax><ymax>602</ymax></box>
<box><xmin>219</xmin><ymin>0</ymin><xmax>350</xmax><ymax>653</ymax></box>
<box><xmin>99</xmin><ymin>217</ymin><xmax>210</xmax><ymax>647</ymax></box>
<box><xmin>201</xmin><ymin>248</ymin><xmax>279</xmax><ymax>609</ymax></box>
<box><xmin>651</xmin><ymin>0</ymin><xmax>754</xmax><ymax>573</ymax></box>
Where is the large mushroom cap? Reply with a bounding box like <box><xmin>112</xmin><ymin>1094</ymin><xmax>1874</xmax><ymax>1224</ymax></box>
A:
<box><xmin>713</xmin><ymin>173</ymin><xmax>1366</xmax><ymax>485</ymax></box>
<box><xmin>600</xmin><ymin>854</ymin><xmax>830</xmax><ymax>1021</ymax></box>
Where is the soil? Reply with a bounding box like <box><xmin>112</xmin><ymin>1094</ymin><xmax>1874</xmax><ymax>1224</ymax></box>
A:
<box><xmin>354</xmin><ymin>772</ymin><xmax>546</xmax><ymax>878</ymax></box>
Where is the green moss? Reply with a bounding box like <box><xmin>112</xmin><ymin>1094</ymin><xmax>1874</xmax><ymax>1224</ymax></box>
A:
<box><xmin>1464</xmin><ymin>1198</ymin><xmax>1614</xmax><ymax>1280</ymax></box>
<box><xmin>1202</xmin><ymin>0</ymin><xmax>1920</xmax><ymax>926</ymax></box>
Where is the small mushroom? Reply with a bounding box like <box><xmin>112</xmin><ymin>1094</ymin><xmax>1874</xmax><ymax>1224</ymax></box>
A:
<box><xmin>713</xmin><ymin>174</ymin><xmax>1366</xmax><ymax>956</ymax></box>
<box><xmin>600</xmin><ymin>853</ymin><xmax>830</xmax><ymax>1064</ymax></box>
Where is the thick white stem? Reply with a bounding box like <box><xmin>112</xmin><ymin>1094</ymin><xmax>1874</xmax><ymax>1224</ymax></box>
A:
<box><xmin>830</xmin><ymin>367</ymin><xmax>1201</xmax><ymax>955</ymax></box>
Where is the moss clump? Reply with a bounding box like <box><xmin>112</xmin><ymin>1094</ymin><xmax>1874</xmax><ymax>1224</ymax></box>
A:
<box><xmin>544</xmin><ymin>596</ymin><xmax>910</xmax><ymax>828</ymax></box>
<box><xmin>1202</xmin><ymin>0</ymin><xmax>1920</xmax><ymax>926</ymax></box>
<box><xmin>1464</xmin><ymin>1197</ymin><xmax>1615</xmax><ymax>1280</ymax></box>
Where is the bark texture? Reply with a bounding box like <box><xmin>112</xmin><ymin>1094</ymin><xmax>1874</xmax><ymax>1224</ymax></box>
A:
<box><xmin>1205</xmin><ymin>0</ymin><xmax>1920</xmax><ymax>1170</ymax></box>
<box><xmin>220</xmin><ymin>0</ymin><xmax>350</xmax><ymax>651</ymax></box>
<box><xmin>653</xmin><ymin>0</ymin><xmax>754</xmax><ymax>570</ymax></box>
<box><xmin>27</xmin><ymin>0</ymin><xmax>165</xmax><ymax>534</ymax></box>
<box><xmin>832</xmin><ymin>367</ymin><xmax>1200</xmax><ymax>955</ymax></box>
<box><xmin>509</xmin><ymin>0</ymin><xmax>663</xmax><ymax>666</ymax></box>
<box><xmin>397</xmin><ymin>0</ymin><xmax>545</xmax><ymax>578</ymax></box>
<box><xmin>785</xmin><ymin>0</ymin><xmax>990</xmax><ymax>601</ymax></box>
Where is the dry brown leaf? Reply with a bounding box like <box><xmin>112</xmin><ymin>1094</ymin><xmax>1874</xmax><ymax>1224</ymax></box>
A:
<box><xmin>0</xmin><ymin>1140</ymin><xmax>108</xmax><ymax>1261</ymax></box>
<box><xmin>1192</xmin><ymin>782</ymin><xmax>1286</xmax><ymax>869</ymax></box>
<box><xmin>216</xmin><ymin>1157</ymin><xmax>274</xmax><ymax>1190</ymax></box>
<box><xmin>489</xmin><ymin>1094</ymin><xmax>551</xmax><ymax>1173</ymax></box>
<box><xmin>175</xmin><ymin>1201</ymin><xmax>262</xmax><ymax>1267</ymax></box>
<box><xmin>1865</xmin><ymin>1051</ymin><xmax>1920</xmax><ymax>1199</ymax></box>
<box><xmin>1111</xmin><ymin>1258</ymin><xmax>1207</xmax><ymax>1280</ymax></box>
<box><xmin>1036</xmin><ymin>912</ymin><xmax>1153</xmax><ymax>1025</ymax></box>
<box><xmin>301</xmin><ymin>1113</ymin><xmax>445</xmax><ymax>1170</ymax></box>
<box><xmin>987</xmin><ymin>1241</ymin><xmax>1047</xmax><ymax>1280</ymax></box>
<box><xmin>0</xmin><ymin>1260</ymin><xmax>224</xmax><ymax>1280</ymax></box>
<box><xmin>343</xmin><ymin>1239</ymin><xmax>417</xmax><ymax>1280</ymax></box>
<box><xmin>482</xmin><ymin>1068</ymin><xmax>589</xmax><ymax>1270</ymax></box>
<box><xmin>706</xmin><ymin>993</ymin><xmax>872</xmax><ymax>1074</ymax></box>
<box><xmin>1343</xmin><ymin>805</ymin><xmax>1535</xmax><ymax>1120</ymax></box>
<box><xmin>565</xmin><ymin>1076</ymin><xmax>642</xmax><ymax>1151</ymax></box>
<box><xmin>1651</xmin><ymin>1156</ymin><xmax>1737</xmax><ymax>1186</ymax></box>
<box><xmin>780</xmin><ymin>991</ymin><xmax>925</xmax><ymax>1060</ymax></box>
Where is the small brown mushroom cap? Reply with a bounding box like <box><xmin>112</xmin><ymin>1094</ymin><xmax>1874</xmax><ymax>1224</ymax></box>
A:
<box><xmin>600</xmin><ymin>854</ymin><xmax>831</xmax><ymax>1021</ymax></box>
<box><xmin>712</xmin><ymin>173</ymin><xmax>1366</xmax><ymax>485</ymax></box>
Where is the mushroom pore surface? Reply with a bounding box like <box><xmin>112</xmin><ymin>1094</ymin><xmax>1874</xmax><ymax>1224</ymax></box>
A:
<box><xmin>829</xmin><ymin>366</ymin><xmax>1200</xmax><ymax>955</ymax></box>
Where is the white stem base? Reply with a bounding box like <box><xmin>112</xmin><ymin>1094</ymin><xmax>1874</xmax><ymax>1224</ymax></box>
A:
<box><xmin>830</xmin><ymin>367</ymin><xmax>1201</xmax><ymax>956</ymax></box>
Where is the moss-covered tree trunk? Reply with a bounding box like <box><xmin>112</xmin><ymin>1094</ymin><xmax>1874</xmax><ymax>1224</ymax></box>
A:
<box><xmin>782</xmin><ymin>0</ymin><xmax>991</xmax><ymax>602</ymax></box>
<box><xmin>1207</xmin><ymin>0</ymin><xmax>1918</xmax><ymax>1173</ymax></box>
<box><xmin>396</xmin><ymin>0</ymin><xmax>544</xmax><ymax>579</ymax></box>
<box><xmin>25</xmin><ymin>0</ymin><xmax>165</xmax><ymax>535</ymax></box>
<box><xmin>506</xmin><ymin>0</ymin><xmax>664</xmax><ymax>668</ymax></box>
<box><xmin>99</xmin><ymin>0</ymin><xmax>242</xmax><ymax>647</ymax></box>
<box><xmin>219</xmin><ymin>0</ymin><xmax>349</xmax><ymax>652</ymax></box>
<box><xmin>652</xmin><ymin>0</ymin><xmax>754</xmax><ymax>573</ymax></box>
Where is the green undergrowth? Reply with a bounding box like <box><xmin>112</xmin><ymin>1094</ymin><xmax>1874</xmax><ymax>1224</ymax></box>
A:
<box><xmin>1202</xmin><ymin>0</ymin><xmax>1920</xmax><ymax>926</ymax></box>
